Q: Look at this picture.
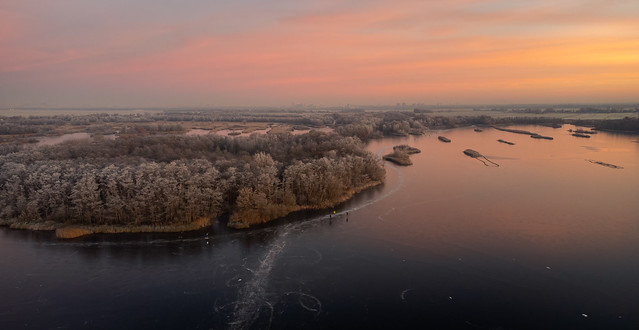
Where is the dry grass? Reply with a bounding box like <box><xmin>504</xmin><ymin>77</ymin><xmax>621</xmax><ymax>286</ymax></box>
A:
<box><xmin>54</xmin><ymin>217</ymin><xmax>213</xmax><ymax>238</ymax></box>
<box><xmin>8</xmin><ymin>220</ymin><xmax>62</xmax><ymax>231</ymax></box>
<box><xmin>56</xmin><ymin>227</ymin><xmax>94</xmax><ymax>239</ymax></box>
<box><xmin>2</xmin><ymin>217</ymin><xmax>213</xmax><ymax>239</ymax></box>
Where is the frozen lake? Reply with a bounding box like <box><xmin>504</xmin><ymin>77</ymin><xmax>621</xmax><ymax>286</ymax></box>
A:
<box><xmin>1</xmin><ymin>125</ymin><xmax>638</xmax><ymax>329</ymax></box>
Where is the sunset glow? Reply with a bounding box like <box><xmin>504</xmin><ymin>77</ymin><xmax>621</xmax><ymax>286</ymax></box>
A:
<box><xmin>1</xmin><ymin>0</ymin><xmax>638</xmax><ymax>107</ymax></box>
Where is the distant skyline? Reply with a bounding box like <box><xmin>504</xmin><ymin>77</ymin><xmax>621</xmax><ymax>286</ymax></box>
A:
<box><xmin>2</xmin><ymin>0</ymin><xmax>638</xmax><ymax>107</ymax></box>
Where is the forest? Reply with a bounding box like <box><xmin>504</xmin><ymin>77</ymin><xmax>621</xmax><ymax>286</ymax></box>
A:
<box><xmin>0</xmin><ymin>131</ymin><xmax>385</xmax><ymax>230</ymax></box>
<box><xmin>1</xmin><ymin>108</ymin><xmax>637</xmax><ymax>234</ymax></box>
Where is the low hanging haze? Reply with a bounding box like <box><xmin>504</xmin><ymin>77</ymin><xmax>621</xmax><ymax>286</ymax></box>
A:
<box><xmin>1</xmin><ymin>0</ymin><xmax>638</xmax><ymax>108</ymax></box>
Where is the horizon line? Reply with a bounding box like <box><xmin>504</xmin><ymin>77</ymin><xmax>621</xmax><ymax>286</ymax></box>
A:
<box><xmin>2</xmin><ymin>102</ymin><xmax>639</xmax><ymax>111</ymax></box>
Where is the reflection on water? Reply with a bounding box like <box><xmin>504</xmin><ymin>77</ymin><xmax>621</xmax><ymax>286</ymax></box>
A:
<box><xmin>1</xmin><ymin>125</ymin><xmax>639</xmax><ymax>329</ymax></box>
<box><xmin>214</xmin><ymin>129</ymin><xmax>270</xmax><ymax>137</ymax></box>
<box><xmin>35</xmin><ymin>132</ymin><xmax>117</xmax><ymax>147</ymax></box>
<box><xmin>290</xmin><ymin>127</ymin><xmax>334</xmax><ymax>135</ymax></box>
<box><xmin>185</xmin><ymin>128</ymin><xmax>213</xmax><ymax>136</ymax></box>
<box><xmin>186</xmin><ymin>127</ymin><xmax>334</xmax><ymax>137</ymax></box>
<box><xmin>36</xmin><ymin>132</ymin><xmax>91</xmax><ymax>146</ymax></box>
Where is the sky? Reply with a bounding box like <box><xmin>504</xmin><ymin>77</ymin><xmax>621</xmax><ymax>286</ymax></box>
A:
<box><xmin>1</xmin><ymin>0</ymin><xmax>638</xmax><ymax>107</ymax></box>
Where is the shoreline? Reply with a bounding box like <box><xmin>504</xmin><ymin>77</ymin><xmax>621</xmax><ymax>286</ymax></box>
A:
<box><xmin>0</xmin><ymin>180</ymin><xmax>384</xmax><ymax>238</ymax></box>
<box><xmin>1</xmin><ymin>217</ymin><xmax>213</xmax><ymax>239</ymax></box>
<box><xmin>227</xmin><ymin>179</ymin><xmax>384</xmax><ymax>229</ymax></box>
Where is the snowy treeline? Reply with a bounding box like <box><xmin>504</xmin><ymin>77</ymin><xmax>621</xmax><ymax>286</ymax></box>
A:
<box><xmin>0</xmin><ymin>131</ymin><xmax>385</xmax><ymax>227</ymax></box>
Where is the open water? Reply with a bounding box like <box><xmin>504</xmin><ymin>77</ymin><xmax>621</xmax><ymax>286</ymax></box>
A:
<box><xmin>1</xmin><ymin>125</ymin><xmax>639</xmax><ymax>329</ymax></box>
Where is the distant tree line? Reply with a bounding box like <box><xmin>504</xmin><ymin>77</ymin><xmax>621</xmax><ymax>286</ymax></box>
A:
<box><xmin>572</xmin><ymin>117</ymin><xmax>639</xmax><ymax>132</ymax></box>
<box><xmin>332</xmin><ymin>112</ymin><xmax>567</xmax><ymax>140</ymax></box>
<box><xmin>576</xmin><ymin>107</ymin><xmax>638</xmax><ymax>114</ymax></box>
<box><xmin>6</xmin><ymin>109</ymin><xmax>636</xmax><ymax>146</ymax></box>
<box><xmin>0</xmin><ymin>111</ymin><xmax>335</xmax><ymax>137</ymax></box>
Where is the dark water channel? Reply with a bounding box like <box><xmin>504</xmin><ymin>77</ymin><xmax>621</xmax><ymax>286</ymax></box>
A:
<box><xmin>2</xmin><ymin>125</ymin><xmax>639</xmax><ymax>329</ymax></box>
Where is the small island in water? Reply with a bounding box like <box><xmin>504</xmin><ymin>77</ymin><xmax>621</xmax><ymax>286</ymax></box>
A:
<box><xmin>463</xmin><ymin>149</ymin><xmax>500</xmax><ymax>167</ymax></box>
<box><xmin>383</xmin><ymin>145</ymin><xmax>421</xmax><ymax>166</ymax></box>
<box><xmin>497</xmin><ymin>139</ymin><xmax>515</xmax><ymax>145</ymax></box>
<box><xmin>586</xmin><ymin>159</ymin><xmax>624</xmax><ymax>169</ymax></box>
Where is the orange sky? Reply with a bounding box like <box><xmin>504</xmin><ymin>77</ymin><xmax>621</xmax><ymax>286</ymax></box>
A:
<box><xmin>1</xmin><ymin>0</ymin><xmax>638</xmax><ymax>107</ymax></box>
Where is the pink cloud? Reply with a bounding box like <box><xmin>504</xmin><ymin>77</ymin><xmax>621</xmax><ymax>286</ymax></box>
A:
<box><xmin>1</xmin><ymin>0</ymin><xmax>638</xmax><ymax>106</ymax></box>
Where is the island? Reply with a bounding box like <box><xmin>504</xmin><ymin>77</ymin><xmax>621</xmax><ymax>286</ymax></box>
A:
<box><xmin>586</xmin><ymin>159</ymin><xmax>624</xmax><ymax>169</ymax></box>
<box><xmin>494</xmin><ymin>126</ymin><xmax>553</xmax><ymax>140</ymax></box>
<box><xmin>0</xmin><ymin>131</ymin><xmax>386</xmax><ymax>237</ymax></box>
<box><xmin>530</xmin><ymin>134</ymin><xmax>554</xmax><ymax>140</ymax></box>
<box><xmin>497</xmin><ymin>139</ymin><xmax>515</xmax><ymax>145</ymax></box>
<box><xmin>463</xmin><ymin>149</ymin><xmax>482</xmax><ymax>158</ymax></box>
<box><xmin>570</xmin><ymin>128</ymin><xmax>597</xmax><ymax>135</ymax></box>
<box><xmin>463</xmin><ymin>149</ymin><xmax>500</xmax><ymax>167</ymax></box>
<box><xmin>383</xmin><ymin>145</ymin><xmax>421</xmax><ymax>166</ymax></box>
<box><xmin>493</xmin><ymin>126</ymin><xmax>536</xmax><ymax>135</ymax></box>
